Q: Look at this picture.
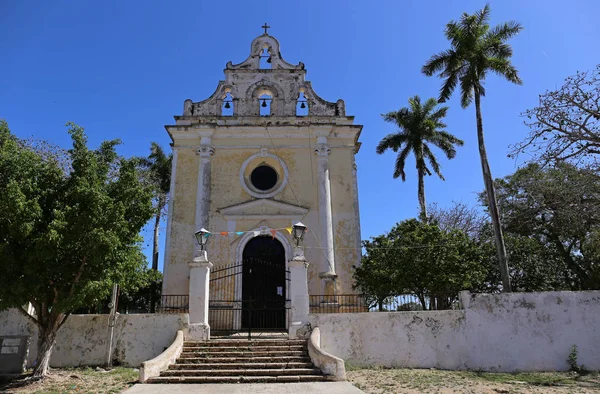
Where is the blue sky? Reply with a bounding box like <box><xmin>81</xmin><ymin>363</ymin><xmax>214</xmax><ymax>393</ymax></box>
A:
<box><xmin>1</xmin><ymin>1</ymin><xmax>599</xmax><ymax>272</ymax></box>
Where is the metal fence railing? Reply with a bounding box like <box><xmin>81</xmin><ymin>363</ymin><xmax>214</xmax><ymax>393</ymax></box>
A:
<box><xmin>156</xmin><ymin>295</ymin><xmax>189</xmax><ymax>314</ymax></box>
<box><xmin>309</xmin><ymin>294</ymin><xmax>442</xmax><ymax>313</ymax></box>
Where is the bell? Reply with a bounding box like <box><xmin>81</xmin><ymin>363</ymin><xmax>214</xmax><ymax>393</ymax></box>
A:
<box><xmin>261</xmin><ymin>100</ymin><xmax>267</xmax><ymax>108</ymax></box>
<box><xmin>266</xmin><ymin>56</ymin><xmax>272</xmax><ymax>63</ymax></box>
<box><xmin>300</xmin><ymin>102</ymin><xmax>306</xmax><ymax>109</ymax></box>
<box><xmin>224</xmin><ymin>101</ymin><xmax>231</xmax><ymax>109</ymax></box>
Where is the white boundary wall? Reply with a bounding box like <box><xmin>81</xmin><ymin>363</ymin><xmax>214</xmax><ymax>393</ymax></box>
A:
<box><xmin>0</xmin><ymin>310</ymin><xmax>187</xmax><ymax>368</ymax></box>
<box><xmin>309</xmin><ymin>291</ymin><xmax>600</xmax><ymax>372</ymax></box>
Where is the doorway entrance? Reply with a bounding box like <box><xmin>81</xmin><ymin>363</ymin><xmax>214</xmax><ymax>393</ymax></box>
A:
<box><xmin>242</xmin><ymin>236</ymin><xmax>287</xmax><ymax>330</ymax></box>
<box><xmin>208</xmin><ymin>235</ymin><xmax>290</xmax><ymax>337</ymax></box>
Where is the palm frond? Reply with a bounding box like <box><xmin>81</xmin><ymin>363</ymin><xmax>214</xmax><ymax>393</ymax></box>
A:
<box><xmin>376</xmin><ymin>133</ymin><xmax>408</xmax><ymax>154</ymax></box>
<box><xmin>422</xmin><ymin>98</ymin><xmax>439</xmax><ymax>115</ymax></box>
<box><xmin>393</xmin><ymin>145</ymin><xmax>412</xmax><ymax>181</ymax></box>
<box><xmin>444</xmin><ymin>21</ymin><xmax>463</xmax><ymax>48</ymax></box>
<box><xmin>487</xmin><ymin>57</ymin><xmax>523</xmax><ymax>85</ymax></box>
<box><xmin>428</xmin><ymin>131</ymin><xmax>463</xmax><ymax>159</ymax></box>
<box><xmin>459</xmin><ymin>73</ymin><xmax>475</xmax><ymax>108</ymax></box>
<box><xmin>408</xmin><ymin>96</ymin><xmax>422</xmax><ymax>113</ymax></box>
<box><xmin>487</xmin><ymin>20</ymin><xmax>523</xmax><ymax>42</ymax></box>
<box><xmin>382</xmin><ymin>108</ymin><xmax>411</xmax><ymax>126</ymax></box>
<box><xmin>439</xmin><ymin>72</ymin><xmax>459</xmax><ymax>103</ymax></box>
<box><xmin>430</xmin><ymin>105</ymin><xmax>449</xmax><ymax>123</ymax></box>
<box><xmin>485</xmin><ymin>41</ymin><xmax>513</xmax><ymax>59</ymax></box>
<box><xmin>474</xmin><ymin>4</ymin><xmax>492</xmax><ymax>26</ymax></box>
<box><xmin>422</xmin><ymin>50</ymin><xmax>456</xmax><ymax>76</ymax></box>
<box><xmin>422</xmin><ymin>144</ymin><xmax>445</xmax><ymax>180</ymax></box>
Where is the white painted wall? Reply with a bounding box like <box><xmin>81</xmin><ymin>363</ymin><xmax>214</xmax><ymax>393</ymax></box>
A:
<box><xmin>0</xmin><ymin>310</ymin><xmax>187</xmax><ymax>367</ymax></box>
<box><xmin>309</xmin><ymin>291</ymin><xmax>600</xmax><ymax>372</ymax></box>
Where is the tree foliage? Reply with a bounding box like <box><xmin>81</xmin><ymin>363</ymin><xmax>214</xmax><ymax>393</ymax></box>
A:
<box><xmin>512</xmin><ymin>65</ymin><xmax>600</xmax><ymax>167</ymax></box>
<box><xmin>0</xmin><ymin>120</ymin><xmax>154</xmax><ymax>377</ymax></box>
<box><xmin>354</xmin><ymin>236</ymin><xmax>398</xmax><ymax>311</ymax></box>
<box><xmin>355</xmin><ymin>219</ymin><xmax>487</xmax><ymax>310</ymax></box>
<box><xmin>491</xmin><ymin>162</ymin><xmax>600</xmax><ymax>289</ymax></box>
<box><xmin>377</xmin><ymin>96</ymin><xmax>463</xmax><ymax>220</ymax></box>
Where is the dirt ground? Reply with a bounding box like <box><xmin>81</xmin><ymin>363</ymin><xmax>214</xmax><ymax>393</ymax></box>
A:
<box><xmin>347</xmin><ymin>367</ymin><xmax>600</xmax><ymax>394</ymax></box>
<box><xmin>0</xmin><ymin>367</ymin><xmax>138</xmax><ymax>394</ymax></box>
<box><xmin>1</xmin><ymin>367</ymin><xmax>599</xmax><ymax>393</ymax></box>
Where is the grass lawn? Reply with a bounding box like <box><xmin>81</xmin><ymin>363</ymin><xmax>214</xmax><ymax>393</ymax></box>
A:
<box><xmin>347</xmin><ymin>366</ymin><xmax>600</xmax><ymax>393</ymax></box>
<box><xmin>0</xmin><ymin>367</ymin><xmax>138</xmax><ymax>394</ymax></box>
<box><xmin>2</xmin><ymin>366</ymin><xmax>599</xmax><ymax>393</ymax></box>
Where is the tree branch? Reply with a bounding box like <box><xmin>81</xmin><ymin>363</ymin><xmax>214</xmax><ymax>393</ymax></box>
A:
<box><xmin>68</xmin><ymin>256</ymin><xmax>87</xmax><ymax>299</ymax></box>
<box><xmin>17</xmin><ymin>305</ymin><xmax>40</xmax><ymax>327</ymax></box>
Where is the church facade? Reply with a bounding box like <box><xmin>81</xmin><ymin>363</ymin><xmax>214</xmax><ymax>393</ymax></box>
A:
<box><xmin>162</xmin><ymin>30</ymin><xmax>362</xmax><ymax>322</ymax></box>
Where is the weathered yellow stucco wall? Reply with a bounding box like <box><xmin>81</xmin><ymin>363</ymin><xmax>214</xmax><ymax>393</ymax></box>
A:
<box><xmin>163</xmin><ymin>128</ymin><xmax>361</xmax><ymax>297</ymax></box>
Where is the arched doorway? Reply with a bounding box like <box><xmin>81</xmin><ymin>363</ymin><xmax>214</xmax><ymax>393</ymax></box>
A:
<box><xmin>241</xmin><ymin>236</ymin><xmax>287</xmax><ymax>330</ymax></box>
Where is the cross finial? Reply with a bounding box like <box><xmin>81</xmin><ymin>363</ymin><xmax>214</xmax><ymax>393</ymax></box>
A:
<box><xmin>262</xmin><ymin>23</ymin><xmax>271</xmax><ymax>35</ymax></box>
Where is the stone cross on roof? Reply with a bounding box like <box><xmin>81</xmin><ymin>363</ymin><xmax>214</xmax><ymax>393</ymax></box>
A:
<box><xmin>262</xmin><ymin>23</ymin><xmax>271</xmax><ymax>35</ymax></box>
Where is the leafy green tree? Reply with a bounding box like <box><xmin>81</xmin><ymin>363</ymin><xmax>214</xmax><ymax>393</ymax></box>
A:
<box><xmin>492</xmin><ymin>162</ymin><xmax>600</xmax><ymax>289</ymax></box>
<box><xmin>377</xmin><ymin>96</ymin><xmax>463</xmax><ymax>221</ymax></box>
<box><xmin>422</xmin><ymin>4</ymin><xmax>523</xmax><ymax>292</ymax></box>
<box><xmin>479</xmin><ymin>226</ymin><xmax>573</xmax><ymax>292</ymax></box>
<box><xmin>353</xmin><ymin>236</ymin><xmax>399</xmax><ymax>311</ymax></box>
<box><xmin>139</xmin><ymin>142</ymin><xmax>172</xmax><ymax>312</ymax></box>
<box><xmin>0</xmin><ymin>121</ymin><xmax>154</xmax><ymax>378</ymax></box>
<box><xmin>355</xmin><ymin>219</ymin><xmax>486</xmax><ymax>310</ymax></box>
<box><xmin>390</xmin><ymin>220</ymin><xmax>487</xmax><ymax>309</ymax></box>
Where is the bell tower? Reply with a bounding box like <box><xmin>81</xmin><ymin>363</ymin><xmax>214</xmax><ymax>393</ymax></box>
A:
<box><xmin>162</xmin><ymin>27</ymin><xmax>363</xmax><ymax>300</ymax></box>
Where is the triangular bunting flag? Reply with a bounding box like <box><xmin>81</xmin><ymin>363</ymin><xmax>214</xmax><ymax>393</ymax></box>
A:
<box><xmin>253</xmin><ymin>230</ymin><xmax>261</xmax><ymax>237</ymax></box>
<box><xmin>235</xmin><ymin>231</ymin><xmax>244</xmax><ymax>235</ymax></box>
<box><xmin>270</xmin><ymin>229</ymin><xmax>277</xmax><ymax>239</ymax></box>
<box><xmin>220</xmin><ymin>232</ymin><xmax>228</xmax><ymax>236</ymax></box>
<box><xmin>285</xmin><ymin>227</ymin><xmax>293</xmax><ymax>234</ymax></box>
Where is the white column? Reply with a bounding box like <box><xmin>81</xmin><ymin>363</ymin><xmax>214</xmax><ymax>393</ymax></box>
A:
<box><xmin>194</xmin><ymin>138</ymin><xmax>214</xmax><ymax>257</ymax></box>
<box><xmin>188</xmin><ymin>251</ymin><xmax>212</xmax><ymax>341</ymax></box>
<box><xmin>315</xmin><ymin>137</ymin><xmax>337</xmax><ymax>292</ymax></box>
<box><xmin>289</xmin><ymin>247</ymin><xmax>310</xmax><ymax>339</ymax></box>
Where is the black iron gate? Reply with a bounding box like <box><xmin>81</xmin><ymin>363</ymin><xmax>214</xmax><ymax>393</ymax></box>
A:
<box><xmin>209</xmin><ymin>258</ymin><xmax>290</xmax><ymax>338</ymax></box>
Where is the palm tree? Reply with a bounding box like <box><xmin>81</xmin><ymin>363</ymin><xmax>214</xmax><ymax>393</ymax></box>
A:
<box><xmin>377</xmin><ymin>96</ymin><xmax>464</xmax><ymax>221</ymax></box>
<box><xmin>140</xmin><ymin>142</ymin><xmax>172</xmax><ymax>312</ymax></box>
<box><xmin>422</xmin><ymin>4</ymin><xmax>522</xmax><ymax>292</ymax></box>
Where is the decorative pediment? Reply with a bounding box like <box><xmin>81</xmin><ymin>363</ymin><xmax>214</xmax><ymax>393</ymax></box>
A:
<box><xmin>218</xmin><ymin>199</ymin><xmax>308</xmax><ymax>220</ymax></box>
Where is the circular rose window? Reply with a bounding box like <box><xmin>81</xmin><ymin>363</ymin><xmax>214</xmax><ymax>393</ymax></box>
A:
<box><xmin>240</xmin><ymin>150</ymin><xmax>288</xmax><ymax>198</ymax></box>
<box><xmin>250</xmin><ymin>165</ymin><xmax>278</xmax><ymax>191</ymax></box>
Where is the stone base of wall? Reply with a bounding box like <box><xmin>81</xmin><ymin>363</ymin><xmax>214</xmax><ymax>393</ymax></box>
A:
<box><xmin>0</xmin><ymin>310</ymin><xmax>187</xmax><ymax>368</ymax></box>
<box><xmin>309</xmin><ymin>291</ymin><xmax>600</xmax><ymax>372</ymax></box>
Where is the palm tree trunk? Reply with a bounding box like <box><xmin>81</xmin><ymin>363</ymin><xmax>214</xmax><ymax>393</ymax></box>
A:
<box><xmin>149</xmin><ymin>199</ymin><xmax>163</xmax><ymax>313</ymax></box>
<box><xmin>151</xmin><ymin>210</ymin><xmax>161</xmax><ymax>271</ymax></box>
<box><xmin>474</xmin><ymin>91</ymin><xmax>512</xmax><ymax>292</ymax></box>
<box><xmin>417</xmin><ymin>168</ymin><xmax>427</xmax><ymax>221</ymax></box>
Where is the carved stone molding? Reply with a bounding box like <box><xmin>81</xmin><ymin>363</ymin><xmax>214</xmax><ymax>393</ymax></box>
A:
<box><xmin>315</xmin><ymin>144</ymin><xmax>331</xmax><ymax>157</ymax></box>
<box><xmin>197</xmin><ymin>146</ymin><xmax>215</xmax><ymax>158</ymax></box>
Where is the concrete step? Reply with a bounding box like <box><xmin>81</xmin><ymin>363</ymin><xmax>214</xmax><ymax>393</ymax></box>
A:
<box><xmin>182</xmin><ymin>345</ymin><xmax>306</xmax><ymax>352</ymax></box>
<box><xmin>170</xmin><ymin>362</ymin><xmax>314</xmax><ymax>370</ymax></box>
<box><xmin>147</xmin><ymin>375</ymin><xmax>329</xmax><ymax>384</ymax></box>
<box><xmin>183</xmin><ymin>339</ymin><xmax>306</xmax><ymax>347</ymax></box>
<box><xmin>161</xmin><ymin>368</ymin><xmax>322</xmax><ymax>377</ymax></box>
<box><xmin>179</xmin><ymin>350</ymin><xmax>307</xmax><ymax>358</ymax></box>
<box><xmin>177</xmin><ymin>356</ymin><xmax>311</xmax><ymax>364</ymax></box>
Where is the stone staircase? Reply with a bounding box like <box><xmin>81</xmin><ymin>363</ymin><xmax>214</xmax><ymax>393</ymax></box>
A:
<box><xmin>147</xmin><ymin>338</ymin><xmax>329</xmax><ymax>383</ymax></box>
